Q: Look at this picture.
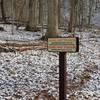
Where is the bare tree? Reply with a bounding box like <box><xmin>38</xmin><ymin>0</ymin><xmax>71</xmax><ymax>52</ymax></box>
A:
<box><xmin>88</xmin><ymin>0</ymin><xmax>93</xmax><ymax>26</ymax></box>
<box><xmin>26</xmin><ymin>0</ymin><xmax>38</xmax><ymax>31</ymax></box>
<box><xmin>39</xmin><ymin>0</ymin><xmax>44</xmax><ymax>25</ymax></box>
<box><xmin>68</xmin><ymin>0</ymin><xmax>78</xmax><ymax>32</ymax></box>
<box><xmin>0</xmin><ymin>0</ymin><xmax>7</xmax><ymax>23</ymax></box>
<box><xmin>47</xmin><ymin>0</ymin><xmax>59</xmax><ymax>37</ymax></box>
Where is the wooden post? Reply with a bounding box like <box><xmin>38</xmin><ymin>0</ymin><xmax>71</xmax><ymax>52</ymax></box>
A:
<box><xmin>48</xmin><ymin>37</ymin><xmax>79</xmax><ymax>100</ymax></box>
<box><xmin>59</xmin><ymin>52</ymin><xmax>66</xmax><ymax>100</ymax></box>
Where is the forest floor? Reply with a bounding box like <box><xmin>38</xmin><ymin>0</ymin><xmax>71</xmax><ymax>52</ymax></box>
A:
<box><xmin>0</xmin><ymin>24</ymin><xmax>100</xmax><ymax>100</ymax></box>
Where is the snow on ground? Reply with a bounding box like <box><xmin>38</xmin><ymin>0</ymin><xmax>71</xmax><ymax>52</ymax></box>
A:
<box><xmin>0</xmin><ymin>24</ymin><xmax>42</xmax><ymax>43</ymax></box>
<box><xmin>0</xmin><ymin>25</ymin><xmax>100</xmax><ymax>99</ymax></box>
<box><xmin>0</xmin><ymin>50</ymin><xmax>59</xmax><ymax>100</ymax></box>
<box><xmin>67</xmin><ymin>31</ymin><xmax>100</xmax><ymax>99</ymax></box>
<box><xmin>92</xmin><ymin>12</ymin><xmax>100</xmax><ymax>27</ymax></box>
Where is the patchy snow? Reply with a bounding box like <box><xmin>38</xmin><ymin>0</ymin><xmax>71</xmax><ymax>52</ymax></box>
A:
<box><xmin>0</xmin><ymin>24</ymin><xmax>42</xmax><ymax>43</ymax></box>
<box><xmin>0</xmin><ymin>50</ymin><xmax>59</xmax><ymax>99</ymax></box>
<box><xmin>0</xmin><ymin>24</ymin><xmax>100</xmax><ymax>99</ymax></box>
<box><xmin>92</xmin><ymin>12</ymin><xmax>100</xmax><ymax>27</ymax></box>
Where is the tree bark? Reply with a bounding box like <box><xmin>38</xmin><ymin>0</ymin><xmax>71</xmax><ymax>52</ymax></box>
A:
<box><xmin>39</xmin><ymin>0</ymin><xmax>44</xmax><ymax>25</ymax></box>
<box><xmin>47</xmin><ymin>0</ymin><xmax>59</xmax><ymax>38</ymax></box>
<box><xmin>88</xmin><ymin>0</ymin><xmax>93</xmax><ymax>26</ymax></box>
<box><xmin>26</xmin><ymin>0</ymin><xmax>38</xmax><ymax>31</ymax></box>
<box><xmin>68</xmin><ymin>0</ymin><xmax>78</xmax><ymax>32</ymax></box>
<box><xmin>0</xmin><ymin>0</ymin><xmax>7</xmax><ymax>23</ymax></box>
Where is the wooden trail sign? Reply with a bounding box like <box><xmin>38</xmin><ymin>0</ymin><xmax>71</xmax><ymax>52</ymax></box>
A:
<box><xmin>48</xmin><ymin>36</ymin><xmax>79</xmax><ymax>100</ymax></box>
<box><xmin>48</xmin><ymin>37</ymin><xmax>79</xmax><ymax>52</ymax></box>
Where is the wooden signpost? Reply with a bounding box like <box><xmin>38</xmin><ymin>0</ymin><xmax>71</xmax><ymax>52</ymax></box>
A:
<box><xmin>48</xmin><ymin>37</ymin><xmax>79</xmax><ymax>52</ymax></box>
<box><xmin>48</xmin><ymin>36</ymin><xmax>79</xmax><ymax>100</ymax></box>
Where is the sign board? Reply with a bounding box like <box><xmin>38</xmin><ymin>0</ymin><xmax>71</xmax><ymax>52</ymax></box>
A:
<box><xmin>48</xmin><ymin>38</ymin><xmax>79</xmax><ymax>52</ymax></box>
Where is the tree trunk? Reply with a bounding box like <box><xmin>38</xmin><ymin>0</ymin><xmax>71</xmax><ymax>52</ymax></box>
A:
<box><xmin>26</xmin><ymin>0</ymin><xmax>38</xmax><ymax>31</ymax></box>
<box><xmin>0</xmin><ymin>0</ymin><xmax>7</xmax><ymax>23</ymax></box>
<box><xmin>88</xmin><ymin>0</ymin><xmax>93</xmax><ymax>26</ymax></box>
<box><xmin>58</xmin><ymin>0</ymin><xmax>62</xmax><ymax>27</ymax></box>
<box><xmin>39</xmin><ymin>0</ymin><xmax>44</xmax><ymax>25</ymax></box>
<box><xmin>47</xmin><ymin>0</ymin><xmax>59</xmax><ymax>38</ymax></box>
<box><xmin>68</xmin><ymin>0</ymin><xmax>78</xmax><ymax>32</ymax></box>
